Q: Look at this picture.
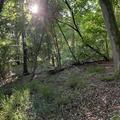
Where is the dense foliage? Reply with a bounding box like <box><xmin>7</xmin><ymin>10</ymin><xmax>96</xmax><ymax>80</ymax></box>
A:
<box><xmin>1</xmin><ymin>0</ymin><xmax>120</xmax><ymax>78</ymax></box>
<box><xmin>0</xmin><ymin>0</ymin><xmax>120</xmax><ymax>119</ymax></box>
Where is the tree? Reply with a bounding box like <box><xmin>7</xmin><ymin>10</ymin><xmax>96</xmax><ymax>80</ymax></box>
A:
<box><xmin>0</xmin><ymin>0</ymin><xmax>5</xmax><ymax>12</ymax></box>
<box><xmin>99</xmin><ymin>0</ymin><xmax>120</xmax><ymax>71</ymax></box>
<box><xmin>21</xmin><ymin>0</ymin><xmax>29</xmax><ymax>75</ymax></box>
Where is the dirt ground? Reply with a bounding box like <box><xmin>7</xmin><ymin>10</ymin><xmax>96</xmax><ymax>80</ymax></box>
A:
<box><xmin>1</xmin><ymin>61</ymin><xmax>120</xmax><ymax>120</ymax></box>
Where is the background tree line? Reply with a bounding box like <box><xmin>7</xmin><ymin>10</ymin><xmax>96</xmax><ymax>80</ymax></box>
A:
<box><xmin>0</xmin><ymin>0</ymin><xmax>120</xmax><ymax>79</ymax></box>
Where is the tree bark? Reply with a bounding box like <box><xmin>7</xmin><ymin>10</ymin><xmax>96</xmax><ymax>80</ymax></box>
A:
<box><xmin>0</xmin><ymin>0</ymin><xmax>5</xmax><ymax>13</ymax></box>
<box><xmin>99</xmin><ymin>0</ymin><xmax>120</xmax><ymax>71</ymax></box>
<box><xmin>22</xmin><ymin>31</ymin><xmax>29</xmax><ymax>75</ymax></box>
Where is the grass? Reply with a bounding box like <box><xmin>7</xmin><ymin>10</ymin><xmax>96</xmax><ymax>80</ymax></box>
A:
<box><xmin>101</xmin><ymin>76</ymin><xmax>114</xmax><ymax>82</ymax></box>
<box><xmin>66</xmin><ymin>73</ymin><xmax>88</xmax><ymax>90</ymax></box>
<box><xmin>86</xmin><ymin>65</ymin><xmax>105</xmax><ymax>74</ymax></box>
<box><xmin>0</xmin><ymin>88</ymin><xmax>31</xmax><ymax>120</ymax></box>
<box><xmin>55</xmin><ymin>93</ymin><xmax>71</xmax><ymax>106</ymax></box>
<box><xmin>0</xmin><ymin>64</ymin><xmax>119</xmax><ymax>120</ymax></box>
<box><xmin>0</xmin><ymin>79</ymin><xmax>73</xmax><ymax>120</ymax></box>
<box><xmin>111</xmin><ymin>115</ymin><xmax>120</xmax><ymax>120</ymax></box>
<box><xmin>0</xmin><ymin>71</ymin><xmax>87</xmax><ymax>120</ymax></box>
<box><xmin>101</xmin><ymin>71</ymin><xmax>120</xmax><ymax>82</ymax></box>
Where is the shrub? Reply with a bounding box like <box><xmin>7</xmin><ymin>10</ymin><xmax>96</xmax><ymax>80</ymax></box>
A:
<box><xmin>27</xmin><ymin>80</ymin><xmax>56</xmax><ymax>100</ymax></box>
<box><xmin>86</xmin><ymin>65</ymin><xmax>105</xmax><ymax>74</ymax></box>
<box><xmin>55</xmin><ymin>93</ymin><xmax>71</xmax><ymax>106</ymax></box>
<box><xmin>39</xmin><ymin>84</ymin><xmax>55</xmax><ymax>101</ymax></box>
<box><xmin>27</xmin><ymin>80</ymin><xmax>41</xmax><ymax>93</ymax></box>
<box><xmin>101</xmin><ymin>76</ymin><xmax>114</xmax><ymax>82</ymax></box>
<box><xmin>0</xmin><ymin>88</ymin><xmax>32</xmax><ymax>120</ymax></box>
<box><xmin>66</xmin><ymin>73</ymin><xmax>88</xmax><ymax>90</ymax></box>
<box><xmin>111</xmin><ymin>115</ymin><xmax>120</xmax><ymax>120</ymax></box>
<box><xmin>0</xmin><ymin>45</ymin><xmax>11</xmax><ymax>80</ymax></box>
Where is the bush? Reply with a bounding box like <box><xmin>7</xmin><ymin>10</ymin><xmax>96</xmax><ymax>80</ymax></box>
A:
<box><xmin>0</xmin><ymin>44</ymin><xmax>11</xmax><ymax>80</ymax></box>
<box><xmin>26</xmin><ymin>80</ymin><xmax>57</xmax><ymax>114</ymax></box>
<box><xmin>27</xmin><ymin>80</ymin><xmax>56</xmax><ymax>100</ymax></box>
<box><xmin>101</xmin><ymin>76</ymin><xmax>114</xmax><ymax>82</ymax></box>
<box><xmin>0</xmin><ymin>88</ymin><xmax>32</xmax><ymax>120</ymax></box>
<box><xmin>111</xmin><ymin>115</ymin><xmax>120</xmax><ymax>120</ymax></box>
<box><xmin>86</xmin><ymin>65</ymin><xmax>105</xmax><ymax>74</ymax></box>
<box><xmin>66</xmin><ymin>73</ymin><xmax>88</xmax><ymax>90</ymax></box>
<box><xmin>39</xmin><ymin>84</ymin><xmax>55</xmax><ymax>101</ymax></box>
<box><xmin>55</xmin><ymin>93</ymin><xmax>71</xmax><ymax>106</ymax></box>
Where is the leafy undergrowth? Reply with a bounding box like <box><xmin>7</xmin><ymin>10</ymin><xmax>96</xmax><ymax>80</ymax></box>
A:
<box><xmin>0</xmin><ymin>62</ymin><xmax>120</xmax><ymax>120</ymax></box>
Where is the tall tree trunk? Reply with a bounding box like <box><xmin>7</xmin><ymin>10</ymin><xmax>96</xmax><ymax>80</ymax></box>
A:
<box><xmin>53</xmin><ymin>25</ymin><xmax>61</xmax><ymax>68</ymax></box>
<box><xmin>22</xmin><ymin>31</ymin><xmax>29</xmax><ymax>75</ymax></box>
<box><xmin>57</xmin><ymin>22</ymin><xmax>78</xmax><ymax>63</ymax></box>
<box><xmin>15</xmin><ymin>32</ymin><xmax>20</xmax><ymax>65</ymax></box>
<box><xmin>20</xmin><ymin>0</ymin><xmax>29</xmax><ymax>75</ymax></box>
<box><xmin>99</xmin><ymin>0</ymin><xmax>120</xmax><ymax>71</ymax></box>
<box><xmin>0</xmin><ymin>0</ymin><xmax>5</xmax><ymax>13</ymax></box>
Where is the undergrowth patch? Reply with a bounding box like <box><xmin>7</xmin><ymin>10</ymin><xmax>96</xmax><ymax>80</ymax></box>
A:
<box><xmin>86</xmin><ymin>65</ymin><xmax>105</xmax><ymax>74</ymax></box>
<box><xmin>66</xmin><ymin>73</ymin><xmax>88</xmax><ymax>90</ymax></box>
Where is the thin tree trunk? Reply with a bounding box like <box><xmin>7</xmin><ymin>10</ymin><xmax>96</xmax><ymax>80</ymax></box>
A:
<box><xmin>53</xmin><ymin>26</ymin><xmax>61</xmax><ymax>68</ymax></box>
<box><xmin>15</xmin><ymin>32</ymin><xmax>20</xmax><ymax>65</ymax></box>
<box><xmin>57</xmin><ymin>22</ymin><xmax>78</xmax><ymax>63</ymax></box>
<box><xmin>72</xmin><ymin>28</ymin><xmax>75</xmax><ymax>54</ymax></box>
<box><xmin>20</xmin><ymin>0</ymin><xmax>29</xmax><ymax>75</ymax></box>
<box><xmin>22</xmin><ymin>31</ymin><xmax>29</xmax><ymax>75</ymax></box>
<box><xmin>46</xmin><ymin>38</ymin><xmax>52</xmax><ymax>61</ymax></box>
<box><xmin>30</xmin><ymin>33</ymin><xmax>44</xmax><ymax>81</ymax></box>
<box><xmin>64</xmin><ymin>0</ymin><xmax>109</xmax><ymax>61</ymax></box>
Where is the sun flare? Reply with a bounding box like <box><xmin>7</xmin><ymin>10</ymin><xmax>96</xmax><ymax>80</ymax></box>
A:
<box><xmin>30</xmin><ymin>4</ymin><xmax>39</xmax><ymax>14</ymax></box>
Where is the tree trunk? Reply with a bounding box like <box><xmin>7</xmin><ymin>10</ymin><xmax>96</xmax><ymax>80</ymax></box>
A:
<box><xmin>105</xmin><ymin>32</ymin><xmax>109</xmax><ymax>59</ymax></box>
<box><xmin>0</xmin><ymin>0</ymin><xmax>5</xmax><ymax>13</ymax></box>
<box><xmin>99</xmin><ymin>0</ymin><xmax>120</xmax><ymax>71</ymax></box>
<box><xmin>22</xmin><ymin>31</ymin><xmax>29</xmax><ymax>75</ymax></box>
<box><xmin>15</xmin><ymin>32</ymin><xmax>20</xmax><ymax>65</ymax></box>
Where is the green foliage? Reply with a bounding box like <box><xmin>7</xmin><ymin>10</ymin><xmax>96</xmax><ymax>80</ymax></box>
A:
<box><xmin>0</xmin><ymin>43</ymin><xmax>11</xmax><ymax>79</ymax></box>
<box><xmin>25</xmin><ymin>80</ymin><xmax>57</xmax><ymax>115</ymax></box>
<box><xmin>55</xmin><ymin>93</ymin><xmax>71</xmax><ymax>106</ymax></box>
<box><xmin>101</xmin><ymin>76</ymin><xmax>114</xmax><ymax>82</ymax></box>
<box><xmin>111</xmin><ymin>115</ymin><xmax>120</xmax><ymax>120</ymax></box>
<box><xmin>101</xmin><ymin>71</ymin><xmax>120</xmax><ymax>82</ymax></box>
<box><xmin>66</xmin><ymin>73</ymin><xmax>88</xmax><ymax>89</ymax></box>
<box><xmin>0</xmin><ymin>88</ymin><xmax>31</xmax><ymax>120</ymax></box>
<box><xmin>27</xmin><ymin>80</ymin><xmax>56</xmax><ymax>100</ymax></box>
<box><xmin>0</xmin><ymin>0</ymin><xmax>120</xmax><ymax>119</ymax></box>
<box><xmin>27</xmin><ymin>80</ymin><xmax>41</xmax><ymax>93</ymax></box>
<box><xmin>0</xmin><ymin>80</ymin><xmax>58</xmax><ymax>119</ymax></box>
<box><xmin>114</xmin><ymin>71</ymin><xmax>120</xmax><ymax>80</ymax></box>
<box><xmin>39</xmin><ymin>84</ymin><xmax>55</xmax><ymax>100</ymax></box>
<box><xmin>86</xmin><ymin>65</ymin><xmax>105</xmax><ymax>74</ymax></box>
<box><xmin>0</xmin><ymin>0</ymin><xmax>113</xmax><ymax>74</ymax></box>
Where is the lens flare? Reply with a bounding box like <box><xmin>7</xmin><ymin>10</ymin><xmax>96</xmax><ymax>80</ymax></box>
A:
<box><xmin>30</xmin><ymin>4</ymin><xmax>39</xmax><ymax>14</ymax></box>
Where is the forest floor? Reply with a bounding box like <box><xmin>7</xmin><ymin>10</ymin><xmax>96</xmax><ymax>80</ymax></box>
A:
<box><xmin>0</xmin><ymin>61</ymin><xmax>120</xmax><ymax>120</ymax></box>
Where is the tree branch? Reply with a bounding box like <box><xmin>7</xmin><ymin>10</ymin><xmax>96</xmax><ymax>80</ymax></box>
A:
<box><xmin>64</xmin><ymin>0</ymin><xmax>109</xmax><ymax>60</ymax></box>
